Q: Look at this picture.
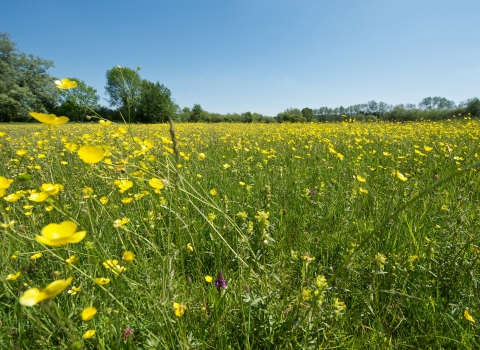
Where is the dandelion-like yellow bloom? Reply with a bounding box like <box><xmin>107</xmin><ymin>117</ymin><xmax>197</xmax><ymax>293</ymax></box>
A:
<box><xmin>173</xmin><ymin>302</ymin><xmax>186</xmax><ymax>317</ymax></box>
<box><xmin>83</xmin><ymin>329</ymin><xmax>96</xmax><ymax>339</ymax></box>
<box><xmin>29</xmin><ymin>112</ymin><xmax>69</xmax><ymax>126</ymax></box>
<box><xmin>19</xmin><ymin>277</ymin><xmax>72</xmax><ymax>306</ymax></box>
<box><xmin>35</xmin><ymin>221</ymin><xmax>86</xmax><ymax>247</ymax></box>
<box><xmin>205</xmin><ymin>275</ymin><xmax>213</xmax><ymax>283</ymax></box>
<box><xmin>78</xmin><ymin>145</ymin><xmax>104</xmax><ymax>164</ymax></box>
<box><xmin>99</xmin><ymin>196</ymin><xmax>109</xmax><ymax>204</ymax></box>
<box><xmin>116</xmin><ymin>180</ymin><xmax>133</xmax><ymax>193</ymax></box>
<box><xmin>81</xmin><ymin>306</ymin><xmax>97</xmax><ymax>321</ymax></box>
<box><xmin>55</xmin><ymin>78</ymin><xmax>77</xmax><ymax>89</ymax></box>
<box><xmin>198</xmin><ymin>153</ymin><xmax>206</xmax><ymax>160</ymax></box>
<box><xmin>210</xmin><ymin>189</ymin><xmax>217</xmax><ymax>196</ymax></box>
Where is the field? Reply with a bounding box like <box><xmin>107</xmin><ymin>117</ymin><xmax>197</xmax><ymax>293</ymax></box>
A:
<box><xmin>1</xmin><ymin>119</ymin><xmax>479</xmax><ymax>349</ymax></box>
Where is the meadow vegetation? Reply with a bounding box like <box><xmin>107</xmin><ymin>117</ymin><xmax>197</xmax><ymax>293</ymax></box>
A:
<box><xmin>1</xmin><ymin>85</ymin><xmax>479</xmax><ymax>348</ymax></box>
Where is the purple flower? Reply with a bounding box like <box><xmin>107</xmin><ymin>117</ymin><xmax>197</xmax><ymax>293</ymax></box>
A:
<box><xmin>214</xmin><ymin>271</ymin><xmax>227</xmax><ymax>293</ymax></box>
<box><xmin>123</xmin><ymin>327</ymin><xmax>133</xmax><ymax>340</ymax></box>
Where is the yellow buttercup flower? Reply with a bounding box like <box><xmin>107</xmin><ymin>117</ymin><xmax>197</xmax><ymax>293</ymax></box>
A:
<box><xmin>55</xmin><ymin>78</ymin><xmax>77</xmax><ymax>89</ymax></box>
<box><xmin>123</xmin><ymin>251</ymin><xmax>135</xmax><ymax>263</ymax></box>
<box><xmin>41</xmin><ymin>183</ymin><xmax>63</xmax><ymax>196</ymax></box>
<box><xmin>173</xmin><ymin>302</ymin><xmax>186</xmax><ymax>317</ymax></box>
<box><xmin>28</xmin><ymin>191</ymin><xmax>49</xmax><ymax>202</ymax></box>
<box><xmin>149</xmin><ymin>178</ymin><xmax>165</xmax><ymax>190</ymax></box>
<box><xmin>68</xmin><ymin>286</ymin><xmax>81</xmax><ymax>295</ymax></box>
<box><xmin>464</xmin><ymin>310</ymin><xmax>475</xmax><ymax>323</ymax></box>
<box><xmin>94</xmin><ymin>277</ymin><xmax>110</xmax><ymax>285</ymax></box>
<box><xmin>35</xmin><ymin>221</ymin><xmax>87</xmax><ymax>247</ymax></box>
<box><xmin>66</xmin><ymin>255</ymin><xmax>78</xmax><ymax>264</ymax></box>
<box><xmin>83</xmin><ymin>329</ymin><xmax>96</xmax><ymax>339</ymax></box>
<box><xmin>205</xmin><ymin>275</ymin><xmax>213</xmax><ymax>283</ymax></box>
<box><xmin>198</xmin><ymin>153</ymin><xmax>206</xmax><ymax>160</ymax></box>
<box><xmin>81</xmin><ymin>306</ymin><xmax>97</xmax><ymax>321</ymax></box>
<box><xmin>19</xmin><ymin>277</ymin><xmax>73</xmax><ymax>306</ymax></box>
<box><xmin>30</xmin><ymin>252</ymin><xmax>43</xmax><ymax>260</ymax></box>
<box><xmin>29</xmin><ymin>112</ymin><xmax>69</xmax><ymax>126</ymax></box>
<box><xmin>78</xmin><ymin>145</ymin><xmax>104</xmax><ymax>164</ymax></box>
<box><xmin>356</xmin><ymin>175</ymin><xmax>366</xmax><ymax>182</ymax></box>
<box><xmin>99</xmin><ymin>196</ymin><xmax>109</xmax><ymax>204</ymax></box>
<box><xmin>6</xmin><ymin>271</ymin><xmax>22</xmax><ymax>281</ymax></box>
<box><xmin>210</xmin><ymin>189</ymin><xmax>217</xmax><ymax>196</ymax></box>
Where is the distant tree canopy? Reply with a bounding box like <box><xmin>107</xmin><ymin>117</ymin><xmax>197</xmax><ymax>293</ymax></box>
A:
<box><xmin>0</xmin><ymin>32</ymin><xmax>58</xmax><ymax>122</ymax></box>
<box><xmin>105</xmin><ymin>66</ymin><xmax>177</xmax><ymax>123</ymax></box>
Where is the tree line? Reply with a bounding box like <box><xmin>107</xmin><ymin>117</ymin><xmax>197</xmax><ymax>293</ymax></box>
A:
<box><xmin>1</xmin><ymin>31</ymin><xmax>478</xmax><ymax>124</ymax></box>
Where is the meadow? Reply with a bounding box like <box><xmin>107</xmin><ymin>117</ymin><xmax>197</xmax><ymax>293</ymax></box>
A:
<box><xmin>1</xmin><ymin>117</ymin><xmax>479</xmax><ymax>349</ymax></box>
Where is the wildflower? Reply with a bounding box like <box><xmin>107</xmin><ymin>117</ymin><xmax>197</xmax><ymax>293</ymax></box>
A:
<box><xmin>236</xmin><ymin>211</ymin><xmax>247</xmax><ymax>220</ymax></box>
<box><xmin>94</xmin><ymin>277</ymin><xmax>110</xmax><ymax>285</ymax></box>
<box><xmin>82</xmin><ymin>187</ymin><xmax>94</xmax><ymax>198</ymax></box>
<box><xmin>30</xmin><ymin>252</ymin><xmax>43</xmax><ymax>260</ymax></box>
<box><xmin>100</xmin><ymin>196</ymin><xmax>109</xmax><ymax>204</ymax></box>
<box><xmin>29</xmin><ymin>112</ymin><xmax>69</xmax><ymax>126</ymax></box>
<box><xmin>6</xmin><ymin>271</ymin><xmax>21</xmax><ymax>281</ymax></box>
<box><xmin>215</xmin><ymin>271</ymin><xmax>227</xmax><ymax>293</ymax></box>
<box><xmin>0</xmin><ymin>176</ymin><xmax>14</xmax><ymax>197</ymax></box>
<box><xmin>123</xmin><ymin>251</ymin><xmax>135</xmax><ymax>263</ymax></box>
<box><xmin>300</xmin><ymin>288</ymin><xmax>312</xmax><ymax>301</ymax></box>
<box><xmin>149</xmin><ymin>178</ymin><xmax>164</xmax><ymax>191</ymax></box>
<box><xmin>395</xmin><ymin>171</ymin><xmax>408</xmax><ymax>182</ymax></box>
<box><xmin>187</xmin><ymin>243</ymin><xmax>194</xmax><ymax>252</ymax></box>
<box><xmin>114</xmin><ymin>218</ymin><xmax>130</xmax><ymax>227</ymax></box>
<box><xmin>333</xmin><ymin>298</ymin><xmax>347</xmax><ymax>315</ymax></box>
<box><xmin>68</xmin><ymin>286</ymin><xmax>81</xmax><ymax>295</ymax></box>
<box><xmin>19</xmin><ymin>277</ymin><xmax>73</xmax><ymax>306</ymax></box>
<box><xmin>81</xmin><ymin>306</ymin><xmax>97</xmax><ymax>321</ymax></box>
<box><xmin>122</xmin><ymin>197</ymin><xmax>133</xmax><ymax>204</ymax></box>
<box><xmin>99</xmin><ymin>119</ymin><xmax>112</xmax><ymax>126</ymax></box>
<box><xmin>41</xmin><ymin>183</ymin><xmax>63</xmax><ymax>196</ymax></box>
<box><xmin>207</xmin><ymin>213</ymin><xmax>216</xmax><ymax>222</ymax></box>
<box><xmin>83</xmin><ymin>329</ymin><xmax>96</xmax><ymax>339</ymax></box>
<box><xmin>198</xmin><ymin>153</ymin><xmax>206</xmax><ymax>160</ymax></box>
<box><xmin>223</xmin><ymin>163</ymin><xmax>231</xmax><ymax>169</ymax></box>
<box><xmin>78</xmin><ymin>145</ymin><xmax>104</xmax><ymax>164</ymax></box>
<box><xmin>35</xmin><ymin>221</ymin><xmax>86</xmax><ymax>247</ymax></box>
<box><xmin>301</xmin><ymin>252</ymin><xmax>315</xmax><ymax>265</ymax></box>
<box><xmin>123</xmin><ymin>327</ymin><xmax>133</xmax><ymax>340</ymax></box>
<box><xmin>464</xmin><ymin>309</ymin><xmax>475</xmax><ymax>323</ymax></box>
<box><xmin>374</xmin><ymin>252</ymin><xmax>387</xmax><ymax>269</ymax></box>
<box><xmin>116</xmin><ymin>180</ymin><xmax>133</xmax><ymax>193</ymax></box>
<box><xmin>173</xmin><ymin>302</ymin><xmax>186</xmax><ymax>317</ymax></box>
<box><xmin>210</xmin><ymin>189</ymin><xmax>217</xmax><ymax>196</ymax></box>
<box><xmin>55</xmin><ymin>78</ymin><xmax>77</xmax><ymax>89</ymax></box>
<box><xmin>65</xmin><ymin>142</ymin><xmax>78</xmax><ymax>152</ymax></box>
<box><xmin>28</xmin><ymin>191</ymin><xmax>49</xmax><ymax>202</ymax></box>
<box><xmin>66</xmin><ymin>255</ymin><xmax>78</xmax><ymax>264</ymax></box>
<box><xmin>359</xmin><ymin>187</ymin><xmax>369</xmax><ymax>194</ymax></box>
<box><xmin>3</xmin><ymin>193</ymin><xmax>22</xmax><ymax>202</ymax></box>
<box><xmin>290</xmin><ymin>250</ymin><xmax>298</xmax><ymax>260</ymax></box>
<box><xmin>205</xmin><ymin>275</ymin><xmax>213</xmax><ymax>283</ymax></box>
<box><xmin>16</xmin><ymin>149</ymin><xmax>28</xmax><ymax>156</ymax></box>
<box><xmin>315</xmin><ymin>275</ymin><xmax>328</xmax><ymax>291</ymax></box>
<box><xmin>356</xmin><ymin>175</ymin><xmax>366</xmax><ymax>182</ymax></box>
<box><xmin>103</xmin><ymin>259</ymin><xmax>127</xmax><ymax>275</ymax></box>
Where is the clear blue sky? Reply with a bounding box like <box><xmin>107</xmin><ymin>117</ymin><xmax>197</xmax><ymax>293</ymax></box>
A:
<box><xmin>2</xmin><ymin>0</ymin><xmax>479</xmax><ymax>116</ymax></box>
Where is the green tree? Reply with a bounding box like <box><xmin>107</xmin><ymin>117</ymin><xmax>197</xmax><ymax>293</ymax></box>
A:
<box><xmin>190</xmin><ymin>104</ymin><xmax>206</xmax><ymax>122</ymax></box>
<box><xmin>301</xmin><ymin>107</ymin><xmax>314</xmax><ymax>121</ymax></box>
<box><xmin>0</xmin><ymin>32</ymin><xmax>58</xmax><ymax>121</ymax></box>
<box><xmin>137</xmin><ymin>80</ymin><xmax>177</xmax><ymax>123</ymax></box>
<box><xmin>105</xmin><ymin>66</ymin><xmax>142</xmax><ymax>122</ymax></box>
<box><xmin>54</xmin><ymin>78</ymin><xmax>99</xmax><ymax>122</ymax></box>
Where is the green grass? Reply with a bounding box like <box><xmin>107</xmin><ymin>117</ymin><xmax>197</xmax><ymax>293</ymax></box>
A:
<box><xmin>0</xmin><ymin>119</ymin><xmax>479</xmax><ymax>349</ymax></box>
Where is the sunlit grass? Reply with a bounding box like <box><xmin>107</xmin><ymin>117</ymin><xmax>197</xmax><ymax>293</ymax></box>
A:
<box><xmin>1</xmin><ymin>119</ymin><xmax>479</xmax><ymax>349</ymax></box>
